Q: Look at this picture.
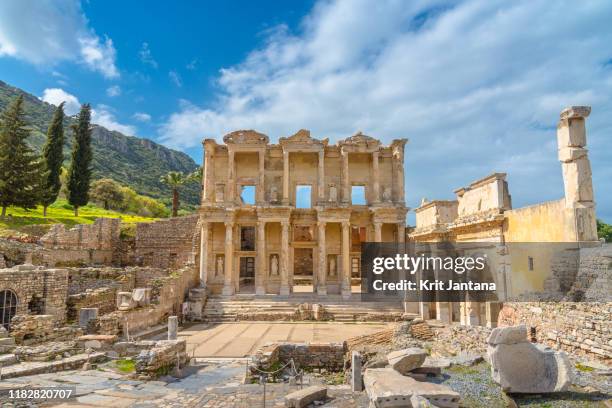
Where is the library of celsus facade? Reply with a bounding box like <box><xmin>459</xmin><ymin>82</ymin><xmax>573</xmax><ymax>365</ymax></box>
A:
<box><xmin>198</xmin><ymin>129</ymin><xmax>408</xmax><ymax>297</ymax></box>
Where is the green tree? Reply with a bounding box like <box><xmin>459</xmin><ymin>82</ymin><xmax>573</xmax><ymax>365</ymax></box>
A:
<box><xmin>160</xmin><ymin>171</ymin><xmax>193</xmax><ymax>217</ymax></box>
<box><xmin>597</xmin><ymin>219</ymin><xmax>612</xmax><ymax>243</ymax></box>
<box><xmin>67</xmin><ymin>104</ymin><xmax>93</xmax><ymax>216</ymax></box>
<box><xmin>0</xmin><ymin>95</ymin><xmax>42</xmax><ymax>217</ymax></box>
<box><xmin>90</xmin><ymin>178</ymin><xmax>124</xmax><ymax>210</ymax></box>
<box><xmin>40</xmin><ymin>102</ymin><xmax>65</xmax><ymax>216</ymax></box>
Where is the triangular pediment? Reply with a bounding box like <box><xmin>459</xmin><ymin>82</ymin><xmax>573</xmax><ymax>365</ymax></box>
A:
<box><xmin>223</xmin><ymin>130</ymin><xmax>269</xmax><ymax>144</ymax></box>
<box><xmin>341</xmin><ymin>131</ymin><xmax>381</xmax><ymax>148</ymax></box>
<box><xmin>279</xmin><ymin>129</ymin><xmax>326</xmax><ymax>146</ymax></box>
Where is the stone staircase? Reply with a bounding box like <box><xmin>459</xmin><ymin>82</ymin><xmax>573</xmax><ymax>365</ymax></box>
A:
<box><xmin>203</xmin><ymin>294</ymin><xmax>410</xmax><ymax>323</ymax></box>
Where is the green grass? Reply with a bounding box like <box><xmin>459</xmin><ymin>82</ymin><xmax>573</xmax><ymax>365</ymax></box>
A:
<box><xmin>0</xmin><ymin>199</ymin><xmax>157</xmax><ymax>237</ymax></box>
<box><xmin>574</xmin><ymin>363</ymin><xmax>594</xmax><ymax>372</ymax></box>
<box><xmin>115</xmin><ymin>358</ymin><xmax>136</xmax><ymax>373</ymax></box>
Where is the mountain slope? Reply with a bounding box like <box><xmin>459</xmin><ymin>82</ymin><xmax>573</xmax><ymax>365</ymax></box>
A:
<box><xmin>0</xmin><ymin>80</ymin><xmax>200</xmax><ymax>205</ymax></box>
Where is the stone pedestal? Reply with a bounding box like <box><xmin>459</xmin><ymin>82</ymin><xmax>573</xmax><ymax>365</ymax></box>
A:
<box><xmin>168</xmin><ymin>316</ymin><xmax>178</xmax><ymax>340</ymax></box>
<box><xmin>79</xmin><ymin>308</ymin><xmax>98</xmax><ymax>329</ymax></box>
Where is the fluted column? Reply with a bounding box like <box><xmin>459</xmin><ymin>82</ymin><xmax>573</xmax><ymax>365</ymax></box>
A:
<box><xmin>258</xmin><ymin>150</ymin><xmax>265</xmax><ymax>203</ymax></box>
<box><xmin>317</xmin><ymin>221</ymin><xmax>327</xmax><ymax>296</ymax></box>
<box><xmin>318</xmin><ymin>150</ymin><xmax>325</xmax><ymax>204</ymax></box>
<box><xmin>280</xmin><ymin>221</ymin><xmax>290</xmax><ymax>295</ymax></box>
<box><xmin>222</xmin><ymin>221</ymin><xmax>235</xmax><ymax>295</ymax></box>
<box><xmin>282</xmin><ymin>150</ymin><xmax>290</xmax><ymax>205</ymax></box>
<box><xmin>341</xmin><ymin>148</ymin><xmax>349</xmax><ymax>203</ymax></box>
<box><xmin>372</xmin><ymin>151</ymin><xmax>380</xmax><ymax>203</ymax></box>
<box><xmin>227</xmin><ymin>149</ymin><xmax>235</xmax><ymax>204</ymax></box>
<box><xmin>374</xmin><ymin>222</ymin><xmax>382</xmax><ymax>242</ymax></box>
<box><xmin>256</xmin><ymin>221</ymin><xmax>266</xmax><ymax>295</ymax></box>
<box><xmin>199</xmin><ymin>222</ymin><xmax>208</xmax><ymax>287</ymax></box>
<box><xmin>341</xmin><ymin>221</ymin><xmax>351</xmax><ymax>299</ymax></box>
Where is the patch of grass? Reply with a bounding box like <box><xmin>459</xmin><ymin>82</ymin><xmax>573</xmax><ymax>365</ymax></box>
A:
<box><xmin>115</xmin><ymin>358</ymin><xmax>136</xmax><ymax>373</ymax></box>
<box><xmin>446</xmin><ymin>365</ymin><xmax>480</xmax><ymax>375</ymax></box>
<box><xmin>574</xmin><ymin>363</ymin><xmax>594</xmax><ymax>372</ymax></box>
<box><xmin>0</xmin><ymin>199</ymin><xmax>157</xmax><ymax>237</ymax></box>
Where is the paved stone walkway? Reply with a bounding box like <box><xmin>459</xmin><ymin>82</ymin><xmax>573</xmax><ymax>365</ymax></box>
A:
<box><xmin>176</xmin><ymin>322</ymin><xmax>392</xmax><ymax>358</ymax></box>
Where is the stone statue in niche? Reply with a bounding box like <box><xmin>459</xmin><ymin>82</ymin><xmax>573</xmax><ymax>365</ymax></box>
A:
<box><xmin>216</xmin><ymin>256</ymin><xmax>224</xmax><ymax>276</ymax></box>
<box><xmin>328</xmin><ymin>185</ymin><xmax>338</xmax><ymax>202</ymax></box>
<box><xmin>270</xmin><ymin>255</ymin><xmax>279</xmax><ymax>276</ymax></box>
<box><xmin>382</xmin><ymin>187</ymin><xmax>392</xmax><ymax>202</ymax></box>
<box><xmin>270</xmin><ymin>186</ymin><xmax>279</xmax><ymax>203</ymax></box>
<box><xmin>215</xmin><ymin>184</ymin><xmax>225</xmax><ymax>202</ymax></box>
<box><xmin>329</xmin><ymin>256</ymin><xmax>336</xmax><ymax>277</ymax></box>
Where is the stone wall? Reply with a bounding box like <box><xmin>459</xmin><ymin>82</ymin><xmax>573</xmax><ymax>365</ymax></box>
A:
<box><xmin>254</xmin><ymin>342</ymin><xmax>346</xmax><ymax>372</ymax></box>
<box><xmin>10</xmin><ymin>315</ymin><xmax>83</xmax><ymax>345</ymax></box>
<box><xmin>501</xmin><ymin>302</ymin><xmax>611</xmax><ymax>363</ymax></box>
<box><xmin>135</xmin><ymin>339</ymin><xmax>188</xmax><ymax>377</ymax></box>
<box><xmin>134</xmin><ymin>215</ymin><xmax>199</xmax><ymax>269</ymax></box>
<box><xmin>0</xmin><ymin>265</ymin><xmax>68</xmax><ymax>323</ymax></box>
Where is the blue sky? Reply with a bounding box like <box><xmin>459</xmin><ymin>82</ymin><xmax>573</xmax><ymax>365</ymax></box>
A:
<box><xmin>0</xmin><ymin>0</ymin><xmax>610</xmax><ymax>222</ymax></box>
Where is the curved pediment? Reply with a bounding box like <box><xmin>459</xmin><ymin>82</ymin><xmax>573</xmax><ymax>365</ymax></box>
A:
<box><xmin>223</xmin><ymin>130</ymin><xmax>269</xmax><ymax>145</ymax></box>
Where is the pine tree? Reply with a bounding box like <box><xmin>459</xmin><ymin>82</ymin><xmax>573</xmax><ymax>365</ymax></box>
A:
<box><xmin>67</xmin><ymin>104</ymin><xmax>93</xmax><ymax>216</ymax></box>
<box><xmin>41</xmin><ymin>102</ymin><xmax>65</xmax><ymax>216</ymax></box>
<box><xmin>0</xmin><ymin>95</ymin><xmax>42</xmax><ymax>217</ymax></box>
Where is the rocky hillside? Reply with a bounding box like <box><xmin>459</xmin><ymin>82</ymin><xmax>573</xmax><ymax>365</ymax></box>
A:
<box><xmin>0</xmin><ymin>80</ymin><xmax>200</xmax><ymax>205</ymax></box>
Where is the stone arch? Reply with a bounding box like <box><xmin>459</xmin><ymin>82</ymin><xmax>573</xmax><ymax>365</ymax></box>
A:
<box><xmin>0</xmin><ymin>289</ymin><xmax>18</xmax><ymax>330</ymax></box>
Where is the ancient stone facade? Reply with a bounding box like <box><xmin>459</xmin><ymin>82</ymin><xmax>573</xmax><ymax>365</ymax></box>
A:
<box><xmin>199</xmin><ymin>130</ymin><xmax>407</xmax><ymax>297</ymax></box>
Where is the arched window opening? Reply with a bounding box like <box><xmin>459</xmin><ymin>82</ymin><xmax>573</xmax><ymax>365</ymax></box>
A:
<box><xmin>0</xmin><ymin>290</ymin><xmax>18</xmax><ymax>331</ymax></box>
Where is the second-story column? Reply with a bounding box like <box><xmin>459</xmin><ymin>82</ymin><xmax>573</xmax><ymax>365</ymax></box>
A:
<box><xmin>318</xmin><ymin>150</ymin><xmax>325</xmax><ymax>204</ymax></box>
<box><xmin>341</xmin><ymin>221</ymin><xmax>351</xmax><ymax>299</ymax></box>
<box><xmin>227</xmin><ymin>149</ymin><xmax>235</xmax><ymax>204</ymax></box>
<box><xmin>256</xmin><ymin>221</ymin><xmax>266</xmax><ymax>295</ymax></box>
<box><xmin>258</xmin><ymin>150</ymin><xmax>265</xmax><ymax>203</ymax></box>
<box><xmin>280</xmin><ymin>221</ymin><xmax>290</xmax><ymax>295</ymax></box>
<box><xmin>393</xmin><ymin>144</ymin><xmax>405</xmax><ymax>204</ymax></box>
<box><xmin>282</xmin><ymin>150</ymin><xmax>290</xmax><ymax>205</ymax></box>
<box><xmin>317</xmin><ymin>221</ymin><xmax>327</xmax><ymax>296</ymax></box>
<box><xmin>202</xmin><ymin>143</ymin><xmax>214</xmax><ymax>203</ymax></box>
<box><xmin>372</xmin><ymin>151</ymin><xmax>380</xmax><ymax>203</ymax></box>
<box><xmin>199</xmin><ymin>221</ymin><xmax>208</xmax><ymax>287</ymax></box>
<box><xmin>222</xmin><ymin>221</ymin><xmax>235</xmax><ymax>295</ymax></box>
<box><xmin>341</xmin><ymin>148</ymin><xmax>349</xmax><ymax>203</ymax></box>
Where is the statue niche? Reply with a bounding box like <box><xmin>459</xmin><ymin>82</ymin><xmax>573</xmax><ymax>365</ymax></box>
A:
<box><xmin>215</xmin><ymin>184</ymin><xmax>225</xmax><ymax>203</ymax></box>
<box><xmin>216</xmin><ymin>255</ymin><xmax>224</xmax><ymax>276</ymax></box>
<box><xmin>328</xmin><ymin>184</ymin><xmax>338</xmax><ymax>203</ymax></box>
<box><xmin>270</xmin><ymin>254</ymin><xmax>279</xmax><ymax>276</ymax></box>
<box><xmin>328</xmin><ymin>255</ymin><xmax>337</xmax><ymax>277</ymax></box>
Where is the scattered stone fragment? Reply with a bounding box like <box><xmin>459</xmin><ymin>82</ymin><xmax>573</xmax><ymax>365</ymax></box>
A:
<box><xmin>387</xmin><ymin>347</ymin><xmax>427</xmax><ymax>374</ymax></box>
<box><xmin>410</xmin><ymin>394</ymin><xmax>436</xmax><ymax>407</ymax></box>
<box><xmin>451</xmin><ymin>351</ymin><xmax>483</xmax><ymax>367</ymax></box>
<box><xmin>487</xmin><ymin>325</ymin><xmax>573</xmax><ymax>393</ymax></box>
<box><xmin>284</xmin><ymin>385</ymin><xmax>327</xmax><ymax>408</ymax></box>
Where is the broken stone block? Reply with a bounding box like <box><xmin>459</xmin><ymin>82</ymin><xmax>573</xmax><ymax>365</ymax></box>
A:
<box><xmin>116</xmin><ymin>291</ymin><xmax>135</xmax><ymax>311</ymax></box>
<box><xmin>352</xmin><ymin>351</ymin><xmax>363</xmax><ymax>392</ymax></box>
<box><xmin>168</xmin><ymin>316</ymin><xmax>178</xmax><ymax>340</ymax></box>
<box><xmin>410</xmin><ymin>395</ymin><xmax>436</xmax><ymax>408</ymax></box>
<box><xmin>364</xmin><ymin>368</ymin><xmax>460</xmax><ymax>408</ymax></box>
<box><xmin>487</xmin><ymin>325</ymin><xmax>573</xmax><ymax>393</ymax></box>
<box><xmin>387</xmin><ymin>347</ymin><xmax>427</xmax><ymax>374</ymax></box>
<box><xmin>284</xmin><ymin>385</ymin><xmax>327</xmax><ymax>408</ymax></box>
<box><xmin>451</xmin><ymin>351</ymin><xmax>483</xmax><ymax>367</ymax></box>
<box><xmin>132</xmin><ymin>287</ymin><xmax>152</xmax><ymax>306</ymax></box>
<box><xmin>78</xmin><ymin>307</ymin><xmax>98</xmax><ymax>329</ymax></box>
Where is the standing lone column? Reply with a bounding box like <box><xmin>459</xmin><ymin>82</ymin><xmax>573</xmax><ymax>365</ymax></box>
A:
<box><xmin>282</xmin><ymin>149</ymin><xmax>290</xmax><ymax>205</ymax></box>
<box><xmin>318</xmin><ymin>150</ymin><xmax>325</xmax><ymax>203</ymax></box>
<box><xmin>222</xmin><ymin>221</ymin><xmax>235</xmax><ymax>295</ymax></box>
<box><xmin>256</xmin><ymin>221</ymin><xmax>266</xmax><ymax>295</ymax></box>
<box><xmin>168</xmin><ymin>316</ymin><xmax>178</xmax><ymax>340</ymax></box>
<box><xmin>258</xmin><ymin>150</ymin><xmax>265</xmax><ymax>203</ymax></box>
<box><xmin>227</xmin><ymin>149</ymin><xmax>235</xmax><ymax>204</ymax></box>
<box><xmin>280</xmin><ymin>221</ymin><xmax>290</xmax><ymax>295</ymax></box>
<box><xmin>372</xmin><ymin>151</ymin><xmax>380</xmax><ymax>203</ymax></box>
<box><xmin>341</xmin><ymin>148</ymin><xmax>349</xmax><ymax>203</ymax></box>
<box><xmin>317</xmin><ymin>221</ymin><xmax>327</xmax><ymax>296</ymax></box>
<box><xmin>199</xmin><ymin>222</ymin><xmax>209</xmax><ymax>288</ymax></box>
<box><xmin>341</xmin><ymin>221</ymin><xmax>351</xmax><ymax>299</ymax></box>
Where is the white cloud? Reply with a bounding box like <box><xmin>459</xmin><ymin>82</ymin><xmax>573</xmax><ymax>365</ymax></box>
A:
<box><xmin>160</xmin><ymin>0</ymin><xmax>612</xmax><ymax>221</ymax></box>
<box><xmin>139</xmin><ymin>42</ymin><xmax>158</xmax><ymax>69</ymax></box>
<box><xmin>0</xmin><ymin>0</ymin><xmax>119</xmax><ymax>78</ymax></box>
<box><xmin>186</xmin><ymin>59</ymin><xmax>198</xmax><ymax>70</ymax></box>
<box><xmin>169</xmin><ymin>70</ymin><xmax>182</xmax><ymax>87</ymax></box>
<box><xmin>41</xmin><ymin>88</ymin><xmax>81</xmax><ymax>116</ymax></box>
<box><xmin>91</xmin><ymin>105</ymin><xmax>136</xmax><ymax>135</ymax></box>
<box><xmin>106</xmin><ymin>85</ymin><xmax>121</xmax><ymax>97</ymax></box>
<box><xmin>133</xmin><ymin>112</ymin><xmax>152</xmax><ymax>122</ymax></box>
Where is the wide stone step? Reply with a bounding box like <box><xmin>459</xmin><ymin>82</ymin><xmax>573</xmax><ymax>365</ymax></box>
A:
<box><xmin>0</xmin><ymin>352</ymin><xmax>106</xmax><ymax>379</ymax></box>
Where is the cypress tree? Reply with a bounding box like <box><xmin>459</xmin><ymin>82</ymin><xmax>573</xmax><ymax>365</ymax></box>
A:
<box><xmin>0</xmin><ymin>95</ymin><xmax>41</xmax><ymax>217</ymax></box>
<box><xmin>67</xmin><ymin>104</ymin><xmax>93</xmax><ymax>216</ymax></box>
<box><xmin>41</xmin><ymin>102</ymin><xmax>65</xmax><ymax>216</ymax></box>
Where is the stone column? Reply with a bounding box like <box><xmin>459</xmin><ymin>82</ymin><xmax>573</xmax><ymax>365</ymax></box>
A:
<box><xmin>227</xmin><ymin>149</ymin><xmax>235</xmax><ymax>204</ymax></box>
<box><xmin>372</xmin><ymin>151</ymin><xmax>380</xmax><ymax>203</ymax></box>
<box><xmin>280</xmin><ymin>221</ymin><xmax>290</xmax><ymax>295</ymax></box>
<box><xmin>318</xmin><ymin>150</ymin><xmax>325</xmax><ymax>203</ymax></box>
<box><xmin>341</xmin><ymin>148</ymin><xmax>349</xmax><ymax>203</ymax></box>
<box><xmin>222</xmin><ymin>221</ymin><xmax>235</xmax><ymax>295</ymax></box>
<box><xmin>199</xmin><ymin>222</ymin><xmax>208</xmax><ymax>288</ymax></box>
<box><xmin>256</xmin><ymin>221</ymin><xmax>266</xmax><ymax>295</ymax></box>
<box><xmin>317</xmin><ymin>221</ymin><xmax>327</xmax><ymax>296</ymax></box>
<box><xmin>393</xmin><ymin>144</ymin><xmax>405</xmax><ymax>204</ymax></box>
<box><xmin>373</xmin><ymin>222</ymin><xmax>382</xmax><ymax>242</ymax></box>
<box><xmin>168</xmin><ymin>316</ymin><xmax>178</xmax><ymax>340</ymax></box>
<box><xmin>282</xmin><ymin>149</ymin><xmax>290</xmax><ymax>205</ymax></box>
<box><xmin>341</xmin><ymin>221</ymin><xmax>351</xmax><ymax>299</ymax></box>
<box><xmin>202</xmin><ymin>143</ymin><xmax>214</xmax><ymax>203</ymax></box>
<box><xmin>431</xmin><ymin>249</ymin><xmax>451</xmax><ymax>323</ymax></box>
<box><xmin>258</xmin><ymin>149</ymin><xmax>265</xmax><ymax>203</ymax></box>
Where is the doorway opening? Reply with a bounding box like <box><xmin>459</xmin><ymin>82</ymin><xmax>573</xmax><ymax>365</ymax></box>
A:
<box><xmin>239</xmin><ymin>256</ymin><xmax>255</xmax><ymax>293</ymax></box>
<box><xmin>293</xmin><ymin>248</ymin><xmax>314</xmax><ymax>293</ymax></box>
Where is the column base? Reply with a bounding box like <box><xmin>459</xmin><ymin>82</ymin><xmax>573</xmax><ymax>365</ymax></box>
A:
<box><xmin>435</xmin><ymin>302</ymin><xmax>452</xmax><ymax>324</ymax></box>
<box><xmin>317</xmin><ymin>286</ymin><xmax>327</xmax><ymax>296</ymax></box>
<box><xmin>222</xmin><ymin>285</ymin><xmax>235</xmax><ymax>296</ymax></box>
<box><xmin>279</xmin><ymin>284</ymin><xmax>291</xmax><ymax>296</ymax></box>
<box><xmin>255</xmin><ymin>286</ymin><xmax>266</xmax><ymax>296</ymax></box>
<box><xmin>341</xmin><ymin>288</ymin><xmax>352</xmax><ymax>300</ymax></box>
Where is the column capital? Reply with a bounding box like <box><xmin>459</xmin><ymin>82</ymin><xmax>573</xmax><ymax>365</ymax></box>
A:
<box><xmin>224</xmin><ymin>221</ymin><xmax>234</xmax><ymax>228</ymax></box>
<box><xmin>342</xmin><ymin>221</ymin><xmax>351</xmax><ymax>230</ymax></box>
<box><xmin>317</xmin><ymin>220</ymin><xmax>326</xmax><ymax>228</ymax></box>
